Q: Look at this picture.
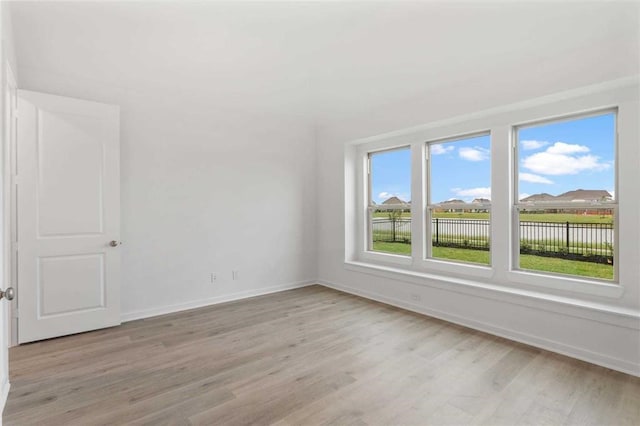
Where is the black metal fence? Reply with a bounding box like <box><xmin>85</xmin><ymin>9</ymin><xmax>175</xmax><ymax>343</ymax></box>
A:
<box><xmin>432</xmin><ymin>218</ymin><xmax>490</xmax><ymax>251</ymax></box>
<box><xmin>519</xmin><ymin>220</ymin><xmax>613</xmax><ymax>264</ymax></box>
<box><xmin>371</xmin><ymin>218</ymin><xmax>412</xmax><ymax>244</ymax></box>
<box><xmin>371</xmin><ymin>218</ymin><xmax>613</xmax><ymax>264</ymax></box>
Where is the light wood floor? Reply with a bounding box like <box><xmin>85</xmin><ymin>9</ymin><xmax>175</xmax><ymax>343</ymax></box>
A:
<box><xmin>4</xmin><ymin>285</ymin><xmax>639</xmax><ymax>425</ymax></box>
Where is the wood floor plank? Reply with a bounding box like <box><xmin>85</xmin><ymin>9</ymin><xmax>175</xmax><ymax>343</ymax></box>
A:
<box><xmin>4</xmin><ymin>285</ymin><xmax>639</xmax><ymax>425</ymax></box>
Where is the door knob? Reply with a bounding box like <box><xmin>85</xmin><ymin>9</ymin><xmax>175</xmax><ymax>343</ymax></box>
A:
<box><xmin>109</xmin><ymin>240</ymin><xmax>122</xmax><ymax>247</ymax></box>
<box><xmin>0</xmin><ymin>287</ymin><xmax>15</xmax><ymax>301</ymax></box>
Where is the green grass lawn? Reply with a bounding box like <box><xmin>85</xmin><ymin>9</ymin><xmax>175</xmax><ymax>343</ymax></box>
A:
<box><xmin>373</xmin><ymin>211</ymin><xmax>613</xmax><ymax>224</ymax></box>
<box><xmin>371</xmin><ymin>242</ymin><xmax>613</xmax><ymax>280</ymax></box>
<box><xmin>519</xmin><ymin>254</ymin><xmax>613</xmax><ymax>280</ymax></box>
<box><xmin>370</xmin><ymin>241</ymin><xmax>412</xmax><ymax>255</ymax></box>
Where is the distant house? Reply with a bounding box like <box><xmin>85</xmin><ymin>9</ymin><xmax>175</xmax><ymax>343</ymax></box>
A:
<box><xmin>557</xmin><ymin>189</ymin><xmax>613</xmax><ymax>215</ymax></box>
<box><xmin>520</xmin><ymin>189</ymin><xmax>613</xmax><ymax>215</ymax></box>
<box><xmin>436</xmin><ymin>199</ymin><xmax>465</xmax><ymax>213</ymax></box>
<box><xmin>472</xmin><ymin>198</ymin><xmax>490</xmax><ymax>204</ymax></box>
<box><xmin>522</xmin><ymin>190</ymin><xmax>612</xmax><ymax>203</ymax></box>
<box><xmin>429</xmin><ymin>198</ymin><xmax>490</xmax><ymax>213</ymax></box>
<box><xmin>520</xmin><ymin>193</ymin><xmax>557</xmax><ymax>202</ymax></box>
<box><xmin>378</xmin><ymin>196</ymin><xmax>410</xmax><ymax>214</ymax></box>
<box><xmin>471</xmin><ymin>198</ymin><xmax>490</xmax><ymax>213</ymax></box>
<box><xmin>556</xmin><ymin>189</ymin><xmax>612</xmax><ymax>202</ymax></box>
<box><xmin>382</xmin><ymin>196</ymin><xmax>408</xmax><ymax>205</ymax></box>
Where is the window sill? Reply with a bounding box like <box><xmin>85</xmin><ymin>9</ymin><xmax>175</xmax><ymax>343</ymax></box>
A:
<box><xmin>343</xmin><ymin>260</ymin><xmax>638</xmax><ymax>329</ymax></box>
<box><xmin>418</xmin><ymin>257</ymin><xmax>494</xmax><ymax>279</ymax></box>
<box><xmin>506</xmin><ymin>270</ymin><xmax>623</xmax><ymax>299</ymax></box>
<box><xmin>360</xmin><ymin>250</ymin><xmax>412</xmax><ymax>266</ymax></box>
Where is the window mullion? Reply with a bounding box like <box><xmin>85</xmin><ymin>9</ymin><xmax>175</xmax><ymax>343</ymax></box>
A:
<box><xmin>410</xmin><ymin>143</ymin><xmax>424</xmax><ymax>263</ymax></box>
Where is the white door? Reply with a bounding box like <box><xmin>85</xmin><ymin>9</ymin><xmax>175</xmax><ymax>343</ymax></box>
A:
<box><xmin>16</xmin><ymin>90</ymin><xmax>120</xmax><ymax>344</ymax></box>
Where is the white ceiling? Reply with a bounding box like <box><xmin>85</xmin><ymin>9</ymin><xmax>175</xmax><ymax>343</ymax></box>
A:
<box><xmin>10</xmin><ymin>1</ymin><xmax>640</xmax><ymax>124</ymax></box>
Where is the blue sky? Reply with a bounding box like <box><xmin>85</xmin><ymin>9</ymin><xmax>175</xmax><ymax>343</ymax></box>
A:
<box><xmin>370</xmin><ymin>148</ymin><xmax>412</xmax><ymax>203</ymax></box>
<box><xmin>370</xmin><ymin>112</ymin><xmax>615</xmax><ymax>204</ymax></box>
<box><xmin>517</xmin><ymin>113</ymin><xmax>615</xmax><ymax>201</ymax></box>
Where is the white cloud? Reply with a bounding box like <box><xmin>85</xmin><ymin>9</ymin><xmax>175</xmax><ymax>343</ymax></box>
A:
<box><xmin>521</xmin><ymin>140</ymin><xmax>549</xmax><ymax>150</ymax></box>
<box><xmin>459</xmin><ymin>147</ymin><xmax>489</xmax><ymax>162</ymax></box>
<box><xmin>523</xmin><ymin>152</ymin><xmax>609</xmax><ymax>175</ymax></box>
<box><xmin>519</xmin><ymin>172</ymin><xmax>553</xmax><ymax>184</ymax></box>
<box><xmin>519</xmin><ymin>193</ymin><xmax>531</xmax><ymax>201</ymax></box>
<box><xmin>522</xmin><ymin>142</ymin><xmax>610</xmax><ymax>176</ymax></box>
<box><xmin>430</xmin><ymin>144</ymin><xmax>454</xmax><ymax>155</ymax></box>
<box><xmin>452</xmin><ymin>187</ymin><xmax>491</xmax><ymax>199</ymax></box>
<box><xmin>546</xmin><ymin>142</ymin><xmax>590</xmax><ymax>155</ymax></box>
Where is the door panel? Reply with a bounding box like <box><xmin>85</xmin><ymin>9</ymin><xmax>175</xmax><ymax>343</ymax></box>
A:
<box><xmin>38</xmin><ymin>254</ymin><xmax>105</xmax><ymax>317</ymax></box>
<box><xmin>17</xmin><ymin>90</ymin><xmax>120</xmax><ymax>343</ymax></box>
<box><xmin>38</xmin><ymin>110</ymin><xmax>105</xmax><ymax>236</ymax></box>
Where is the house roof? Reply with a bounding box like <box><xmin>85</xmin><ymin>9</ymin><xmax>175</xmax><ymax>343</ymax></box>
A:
<box><xmin>520</xmin><ymin>193</ymin><xmax>557</xmax><ymax>202</ymax></box>
<box><xmin>520</xmin><ymin>190</ymin><xmax>612</xmax><ymax>203</ymax></box>
<box><xmin>382</xmin><ymin>196</ymin><xmax>408</xmax><ymax>205</ymax></box>
<box><xmin>556</xmin><ymin>189</ymin><xmax>612</xmax><ymax>201</ymax></box>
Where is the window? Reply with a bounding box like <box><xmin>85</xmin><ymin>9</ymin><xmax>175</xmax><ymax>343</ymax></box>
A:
<box><xmin>514</xmin><ymin>111</ymin><xmax>616</xmax><ymax>281</ymax></box>
<box><xmin>427</xmin><ymin>134</ymin><xmax>491</xmax><ymax>265</ymax></box>
<box><xmin>349</xmin><ymin>84</ymin><xmax>634</xmax><ymax>296</ymax></box>
<box><xmin>367</xmin><ymin>147</ymin><xmax>412</xmax><ymax>256</ymax></box>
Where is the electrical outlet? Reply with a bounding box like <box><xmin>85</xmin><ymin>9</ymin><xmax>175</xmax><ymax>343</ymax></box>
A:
<box><xmin>210</xmin><ymin>272</ymin><xmax>216</xmax><ymax>283</ymax></box>
<box><xmin>232</xmin><ymin>270</ymin><xmax>239</xmax><ymax>280</ymax></box>
<box><xmin>410</xmin><ymin>293</ymin><xmax>421</xmax><ymax>302</ymax></box>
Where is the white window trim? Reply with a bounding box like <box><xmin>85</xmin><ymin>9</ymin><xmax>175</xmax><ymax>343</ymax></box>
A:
<box><xmin>424</xmin><ymin>131</ymin><xmax>492</xmax><ymax>268</ymax></box>
<box><xmin>512</xmin><ymin>108</ymin><xmax>619</xmax><ymax>283</ymax></box>
<box><xmin>356</xmin><ymin>142</ymin><xmax>414</xmax><ymax>267</ymax></box>
<box><xmin>346</xmin><ymin>77</ymin><xmax>639</xmax><ymax>300</ymax></box>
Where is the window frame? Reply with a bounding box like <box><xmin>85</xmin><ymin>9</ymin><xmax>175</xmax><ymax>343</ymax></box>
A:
<box><xmin>357</xmin><ymin>141</ymin><xmax>414</xmax><ymax>267</ymax></box>
<box><xmin>365</xmin><ymin>145</ymin><xmax>413</xmax><ymax>259</ymax></box>
<box><xmin>511</xmin><ymin>108</ymin><xmax>619</xmax><ymax>284</ymax></box>
<box><xmin>425</xmin><ymin>131</ymin><xmax>492</xmax><ymax>266</ymax></box>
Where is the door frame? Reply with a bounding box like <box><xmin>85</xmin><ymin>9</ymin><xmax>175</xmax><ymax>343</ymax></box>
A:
<box><xmin>3</xmin><ymin>60</ymin><xmax>16</xmax><ymax>347</ymax></box>
<box><xmin>1</xmin><ymin>57</ymin><xmax>17</xmax><ymax>415</ymax></box>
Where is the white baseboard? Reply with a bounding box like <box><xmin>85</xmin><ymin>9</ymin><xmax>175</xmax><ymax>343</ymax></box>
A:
<box><xmin>317</xmin><ymin>279</ymin><xmax>640</xmax><ymax>377</ymax></box>
<box><xmin>121</xmin><ymin>280</ymin><xmax>316</xmax><ymax>323</ymax></box>
<box><xmin>0</xmin><ymin>379</ymin><xmax>10</xmax><ymax>419</ymax></box>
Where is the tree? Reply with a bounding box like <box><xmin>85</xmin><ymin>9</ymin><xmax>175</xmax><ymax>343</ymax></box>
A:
<box><xmin>387</xmin><ymin>209</ymin><xmax>403</xmax><ymax>242</ymax></box>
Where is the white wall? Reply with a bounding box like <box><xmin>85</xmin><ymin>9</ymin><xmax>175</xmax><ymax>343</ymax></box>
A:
<box><xmin>15</xmin><ymin>69</ymin><xmax>317</xmax><ymax>320</ymax></box>
<box><xmin>317</xmin><ymin>78</ymin><xmax>640</xmax><ymax>376</ymax></box>
<box><xmin>118</xmin><ymin>94</ymin><xmax>317</xmax><ymax>319</ymax></box>
<box><xmin>1</xmin><ymin>3</ymin><xmax>17</xmax><ymax>79</ymax></box>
